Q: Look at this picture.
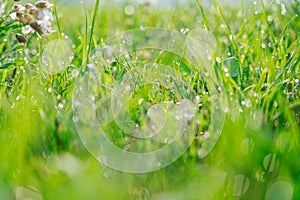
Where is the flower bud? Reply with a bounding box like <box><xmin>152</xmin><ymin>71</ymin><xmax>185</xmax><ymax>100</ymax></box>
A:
<box><xmin>17</xmin><ymin>13</ymin><xmax>33</xmax><ymax>23</ymax></box>
<box><xmin>25</xmin><ymin>3</ymin><xmax>34</xmax><ymax>10</ymax></box>
<box><xmin>13</xmin><ymin>5</ymin><xmax>21</xmax><ymax>12</ymax></box>
<box><xmin>16</xmin><ymin>34</ymin><xmax>27</xmax><ymax>45</ymax></box>
<box><xmin>28</xmin><ymin>7</ymin><xmax>39</xmax><ymax>16</ymax></box>
<box><xmin>30</xmin><ymin>20</ymin><xmax>43</xmax><ymax>34</ymax></box>
<box><xmin>35</xmin><ymin>1</ymin><xmax>52</xmax><ymax>9</ymax></box>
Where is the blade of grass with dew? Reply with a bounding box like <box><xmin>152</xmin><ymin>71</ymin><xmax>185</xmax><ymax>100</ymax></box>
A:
<box><xmin>195</xmin><ymin>0</ymin><xmax>210</xmax><ymax>31</ymax></box>
<box><xmin>81</xmin><ymin>1</ymin><xmax>88</xmax><ymax>68</ymax></box>
<box><xmin>213</xmin><ymin>0</ymin><xmax>243</xmax><ymax>87</ymax></box>
<box><xmin>52</xmin><ymin>0</ymin><xmax>62</xmax><ymax>39</ymax></box>
<box><xmin>87</xmin><ymin>0</ymin><xmax>103</xmax><ymax>59</ymax></box>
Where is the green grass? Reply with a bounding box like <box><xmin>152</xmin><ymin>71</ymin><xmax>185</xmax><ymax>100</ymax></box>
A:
<box><xmin>0</xmin><ymin>0</ymin><xmax>300</xmax><ymax>199</ymax></box>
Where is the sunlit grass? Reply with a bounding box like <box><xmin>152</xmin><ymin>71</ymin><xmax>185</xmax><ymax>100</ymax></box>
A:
<box><xmin>0</xmin><ymin>0</ymin><xmax>299</xmax><ymax>199</ymax></box>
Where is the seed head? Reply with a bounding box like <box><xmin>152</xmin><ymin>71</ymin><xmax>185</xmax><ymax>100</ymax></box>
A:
<box><xmin>13</xmin><ymin>4</ymin><xmax>21</xmax><ymax>12</ymax></box>
<box><xmin>30</xmin><ymin>7</ymin><xmax>45</xmax><ymax>20</ymax></box>
<box><xmin>28</xmin><ymin>7</ymin><xmax>39</xmax><ymax>16</ymax></box>
<box><xmin>35</xmin><ymin>1</ymin><xmax>52</xmax><ymax>9</ymax></box>
<box><xmin>17</xmin><ymin>13</ymin><xmax>33</xmax><ymax>23</ymax></box>
<box><xmin>16</xmin><ymin>34</ymin><xmax>27</xmax><ymax>45</ymax></box>
<box><xmin>25</xmin><ymin>3</ymin><xmax>34</xmax><ymax>10</ymax></box>
<box><xmin>30</xmin><ymin>20</ymin><xmax>43</xmax><ymax>34</ymax></box>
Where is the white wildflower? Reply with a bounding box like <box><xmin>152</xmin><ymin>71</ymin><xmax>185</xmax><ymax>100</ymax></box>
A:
<box><xmin>22</xmin><ymin>25</ymin><xmax>35</xmax><ymax>35</ymax></box>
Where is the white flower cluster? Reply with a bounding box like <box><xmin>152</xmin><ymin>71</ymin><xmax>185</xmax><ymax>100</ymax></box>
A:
<box><xmin>11</xmin><ymin>1</ymin><xmax>54</xmax><ymax>37</ymax></box>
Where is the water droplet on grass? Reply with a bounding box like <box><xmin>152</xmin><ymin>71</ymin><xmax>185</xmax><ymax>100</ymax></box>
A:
<box><xmin>140</xmin><ymin>24</ymin><xmax>146</xmax><ymax>31</ymax></box>
<box><xmin>58</xmin><ymin>103</ymin><xmax>64</xmax><ymax>109</ymax></box>
<box><xmin>224</xmin><ymin>107</ymin><xmax>229</xmax><ymax>113</ymax></box>
<box><xmin>125</xmin><ymin>85</ymin><xmax>131</xmax><ymax>91</ymax></box>
<box><xmin>281</xmin><ymin>3</ymin><xmax>287</xmax><ymax>15</ymax></box>
<box><xmin>138</xmin><ymin>98</ymin><xmax>144</xmax><ymax>105</ymax></box>
<box><xmin>41</xmin><ymin>39</ymin><xmax>73</xmax><ymax>74</ymax></box>
<box><xmin>204</xmin><ymin>132</ymin><xmax>210</xmax><ymax>139</ymax></box>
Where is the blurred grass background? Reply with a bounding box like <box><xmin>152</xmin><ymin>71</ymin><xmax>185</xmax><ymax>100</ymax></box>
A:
<box><xmin>0</xmin><ymin>0</ymin><xmax>300</xmax><ymax>199</ymax></box>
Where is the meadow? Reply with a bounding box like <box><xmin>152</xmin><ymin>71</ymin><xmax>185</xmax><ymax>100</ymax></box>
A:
<box><xmin>0</xmin><ymin>0</ymin><xmax>299</xmax><ymax>199</ymax></box>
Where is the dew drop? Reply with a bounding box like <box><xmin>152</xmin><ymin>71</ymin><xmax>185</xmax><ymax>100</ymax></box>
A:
<box><xmin>204</xmin><ymin>132</ymin><xmax>210</xmax><ymax>139</ymax></box>
<box><xmin>58</xmin><ymin>103</ymin><xmax>64</xmax><ymax>109</ymax></box>
<box><xmin>138</xmin><ymin>98</ymin><xmax>144</xmax><ymax>105</ymax></box>
<box><xmin>140</xmin><ymin>24</ymin><xmax>146</xmax><ymax>31</ymax></box>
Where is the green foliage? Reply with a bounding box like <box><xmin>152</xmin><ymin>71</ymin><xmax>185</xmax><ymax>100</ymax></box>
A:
<box><xmin>0</xmin><ymin>0</ymin><xmax>299</xmax><ymax>199</ymax></box>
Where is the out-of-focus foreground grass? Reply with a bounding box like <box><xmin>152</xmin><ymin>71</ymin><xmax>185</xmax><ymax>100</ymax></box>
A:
<box><xmin>0</xmin><ymin>0</ymin><xmax>300</xmax><ymax>199</ymax></box>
